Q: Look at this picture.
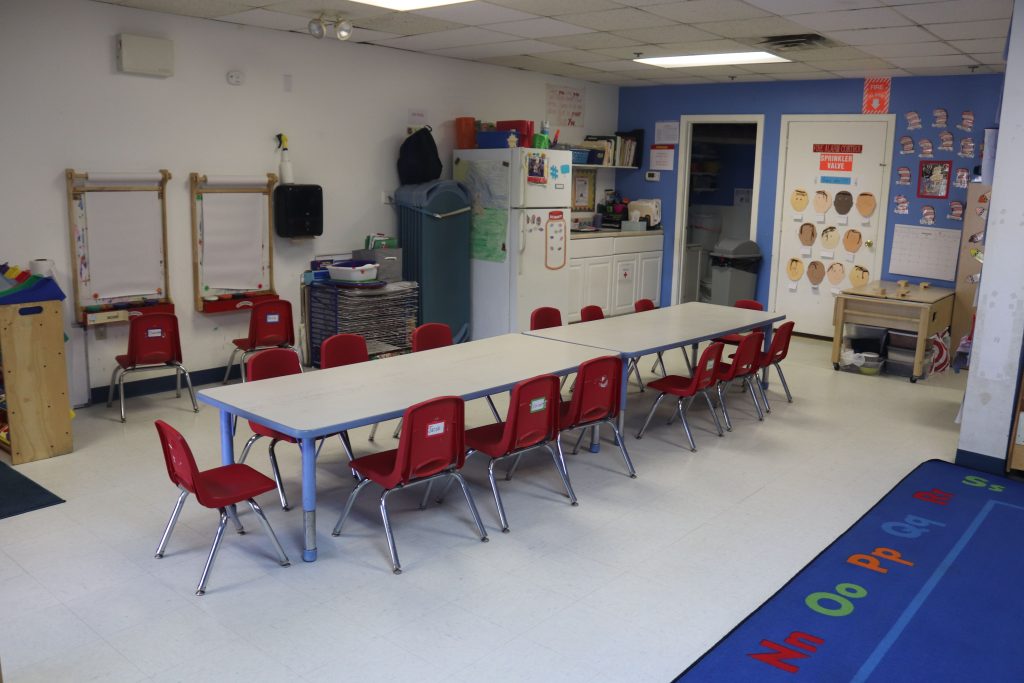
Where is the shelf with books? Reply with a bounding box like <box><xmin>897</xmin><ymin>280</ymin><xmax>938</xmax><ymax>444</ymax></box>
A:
<box><xmin>572</xmin><ymin>164</ymin><xmax>638</xmax><ymax>170</ymax></box>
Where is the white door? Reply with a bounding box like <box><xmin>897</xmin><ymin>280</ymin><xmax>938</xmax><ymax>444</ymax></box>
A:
<box><xmin>612</xmin><ymin>252</ymin><xmax>639</xmax><ymax>315</ymax></box>
<box><xmin>771</xmin><ymin>115</ymin><xmax>895</xmax><ymax>336</ymax></box>
<box><xmin>510</xmin><ymin>148</ymin><xmax>573</xmax><ymax>208</ymax></box>
<box><xmin>513</xmin><ymin>208</ymin><xmax>569</xmax><ymax>332</ymax></box>
<box><xmin>583</xmin><ymin>256</ymin><xmax>613</xmax><ymax>316</ymax></box>
<box><xmin>568</xmin><ymin>260</ymin><xmax>584</xmax><ymax>323</ymax></box>
<box><xmin>638</xmin><ymin>251</ymin><xmax>663</xmax><ymax>306</ymax></box>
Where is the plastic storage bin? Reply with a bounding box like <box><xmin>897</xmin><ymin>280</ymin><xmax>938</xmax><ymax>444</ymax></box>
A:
<box><xmin>327</xmin><ymin>260</ymin><xmax>379</xmax><ymax>282</ymax></box>
<box><xmin>477</xmin><ymin>131</ymin><xmax>515</xmax><ymax>148</ymax></box>
<box><xmin>571</xmin><ymin>149</ymin><xmax>591</xmax><ymax>164</ymax></box>
<box><xmin>887</xmin><ymin>330</ymin><xmax>918</xmax><ymax>350</ymax></box>
<box><xmin>353</xmin><ymin>248</ymin><xmax>402</xmax><ymax>283</ymax></box>
<box><xmin>885</xmin><ymin>348</ymin><xmax>932</xmax><ymax>379</ymax></box>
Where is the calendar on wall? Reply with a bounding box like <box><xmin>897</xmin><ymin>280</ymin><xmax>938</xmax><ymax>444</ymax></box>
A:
<box><xmin>889</xmin><ymin>223</ymin><xmax>960</xmax><ymax>281</ymax></box>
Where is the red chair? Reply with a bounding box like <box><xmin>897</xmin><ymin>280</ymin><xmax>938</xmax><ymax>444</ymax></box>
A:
<box><xmin>238</xmin><ymin>349</ymin><xmax>303</xmax><ymax>510</ymax></box>
<box><xmin>636</xmin><ymin>342</ymin><xmax>725</xmax><ymax>452</ymax></box>
<box><xmin>331</xmin><ymin>396</ymin><xmax>488</xmax><ymax>574</ymax></box>
<box><xmin>580</xmin><ymin>305</ymin><xmax>605</xmax><ymax>322</ymax></box>
<box><xmin>452</xmin><ymin>374</ymin><xmax>575</xmax><ymax>533</ymax></box>
<box><xmin>753</xmin><ymin>321</ymin><xmax>796</xmax><ymax>412</ymax></box>
<box><xmin>627</xmin><ymin>299</ymin><xmax>672</xmax><ymax>390</ymax></box>
<box><xmin>560</xmin><ymin>356</ymin><xmax>635</xmax><ymax>478</ymax></box>
<box><xmin>320</xmin><ymin>334</ymin><xmax>370</xmax><ymax>463</ymax></box>
<box><xmin>714</xmin><ymin>299</ymin><xmax>764</xmax><ymax>347</ymax></box>
<box><xmin>714</xmin><ymin>331</ymin><xmax>765</xmax><ymax>430</ymax></box>
<box><xmin>223</xmin><ymin>298</ymin><xmax>297</xmax><ymax>383</ymax></box>
<box><xmin>107</xmin><ymin>313</ymin><xmax>198</xmax><ymax>422</ymax></box>
<box><xmin>530</xmin><ymin>306</ymin><xmax>562</xmax><ymax>331</ymax></box>
<box><xmin>153</xmin><ymin>420</ymin><xmax>289</xmax><ymax>595</ymax></box>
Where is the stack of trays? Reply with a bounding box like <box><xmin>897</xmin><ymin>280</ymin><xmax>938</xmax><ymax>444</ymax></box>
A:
<box><xmin>307</xmin><ymin>281</ymin><xmax>419</xmax><ymax>367</ymax></box>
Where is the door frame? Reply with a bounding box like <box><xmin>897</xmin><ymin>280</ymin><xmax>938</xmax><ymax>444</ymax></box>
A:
<box><xmin>671</xmin><ymin>114</ymin><xmax>765</xmax><ymax>305</ymax></box>
<box><xmin>767</xmin><ymin>114</ymin><xmax>896</xmax><ymax>314</ymax></box>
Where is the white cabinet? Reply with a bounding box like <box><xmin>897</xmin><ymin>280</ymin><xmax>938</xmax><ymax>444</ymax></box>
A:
<box><xmin>612</xmin><ymin>253</ymin><xmax>639</xmax><ymax>316</ymax></box>
<box><xmin>568</xmin><ymin>260</ymin><xmax>584</xmax><ymax>322</ymax></box>
<box><xmin>568</xmin><ymin>233</ymin><xmax>664</xmax><ymax>320</ymax></box>
<box><xmin>638</xmin><ymin>251</ymin><xmax>662</xmax><ymax>306</ymax></box>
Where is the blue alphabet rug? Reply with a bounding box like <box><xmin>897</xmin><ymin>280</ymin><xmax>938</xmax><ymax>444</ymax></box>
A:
<box><xmin>676</xmin><ymin>459</ymin><xmax>1024</xmax><ymax>682</ymax></box>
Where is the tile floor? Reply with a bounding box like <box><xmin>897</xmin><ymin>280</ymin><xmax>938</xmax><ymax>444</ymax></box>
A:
<box><xmin>0</xmin><ymin>338</ymin><xmax>967</xmax><ymax>682</ymax></box>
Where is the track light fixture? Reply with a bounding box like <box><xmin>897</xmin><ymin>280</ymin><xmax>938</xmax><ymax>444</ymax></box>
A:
<box><xmin>308</xmin><ymin>15</ymin><xmax>354</xmax><ymax>41</ymax></box>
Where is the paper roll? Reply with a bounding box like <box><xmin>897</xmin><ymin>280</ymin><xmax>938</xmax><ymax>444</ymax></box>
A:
<box><xmin>29</xmin><ymin>258</ymin><xmax>54</xmax><ymax>277</ymax></box>
<box><xmin>202</xmin><ymin>175</ymin><xmax>269</xmax><ymax>187</ymax></box>
<box><xmin>85</xmin><ymin>172</ymin><xmax>163</xmax><ymax>184</ymax></box>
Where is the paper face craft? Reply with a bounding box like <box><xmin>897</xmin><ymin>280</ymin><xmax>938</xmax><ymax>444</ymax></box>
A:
<box><xmin>850</xmin><ymin>265</ymin><xmax>870</xmax><ymax>288</ymax></box>
<box><xmin>856</xmin><ymin>193</ymin><xmax>877</xmax><ymax>218</ymax></box>
<box><xmin>933</xmin><ymin>108</ymin><xmax>948</xmax><ymax>127</ymax></box>
<box><xmin>820</xmin><ymin>226</ymin><xmax>840</xmax><ymax>249</ymax></box>
<box><xmin>787</xmin><ymin>258</ymin><xmax>805</xmax><ymax>281</ymax></box>
<box><xmin>896</xmin><ymin>168</ymin><xmax>912</xmax><ymax>186</ymax></box>
<box><xmin>807</xmin><ymin>260</ymin><xmax>825</xmax><ymax>286</ymax></box>
<box><xmin>843</xmin><ymin>228</ymin><xmax>863</xmax><ymax>253</ymax></box>
<box><xmin>790</xmin><ymin>189</ymin><xmax>809</xmax><ymax>212</ymax></box>
<box><xmin>833</xmin><ymin>191</ymin><xmax>853</xmax><ymax>215</ymax></box>
<box><xmin>813</xmin><ymin>190</ymin><xmax>831</xmax><ymax>215</ymax></box>
<box><xmin>798</xmin><ymin>222</ymin><xmax>817</xmax><ymax>246</ymax></box>
<box><xmin>827</xmin><ymin>262</ymin><xmax>845</xmax><ymax>285</ymax></box>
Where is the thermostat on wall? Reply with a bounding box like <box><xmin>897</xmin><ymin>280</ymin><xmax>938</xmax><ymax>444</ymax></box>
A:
<box><xmin>116</xmin><ymin>33</ymin><xmax>174</xmax><ymax>78</ymax></box>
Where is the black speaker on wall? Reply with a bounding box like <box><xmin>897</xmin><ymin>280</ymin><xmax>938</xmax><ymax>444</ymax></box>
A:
<box><xmin>273</xmin><ymin>184</ymin><xmax>323</xmax><ymax>237</ymax></box>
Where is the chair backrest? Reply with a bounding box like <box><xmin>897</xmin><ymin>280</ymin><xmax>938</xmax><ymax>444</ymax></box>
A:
<box><xmin>246</xmin><ymin>299</ymin><xmax>295</xmax><ymax>349</ymax></box>
<box><xmin>530</xmin><ymin>306</ymin><xmax>562</xmax><ymax>331</ymax></box>
<box><xmin>125</xmin><ymin>313</ymin><xmax>182</xmax><ymax>366</ymax></box>
<box><xmin>495</xmin><ymin>374</ymin><xmax>560</xmax><ymax>454</ymax></box>
<box><xmin>154</xmin><ymin>419</ymin><xmax>202</xmax><ymax>499</ymax></box>
<box><xmin>580</xmin><ymin>305</ymin><xmax>605</xmax><ymax>322</ymax></box>
<box><xmin>320</xmin><ymin>333</ymin><xmax>369</xmax><ymax>369</ymax></box>
<box><xmin>563</xmin><ymin>355</ymin><xmax>622</xmax><ymax>427</ymax></box>
<box><xmin>734</xmin><ymin>299</ymin><xmax>764</xmax><ymax>311</ymax></box>
<box><xmin>634</xmin><ymin>299</ymin><xmax>656</xmax><ymax>313</ymax></box>
<box><xmin>718</xmin><ymin>331</ymin><xmax>764</xmax><ymax>381</ymax></box>
<box><xmin>395</xmin><ymin>396</ymin><xmax>465</xmax><ymax>483</ymax></box>
<box><xmin>412</xmin><ymin>323</ymin><xmax>453</xmax><ymax>352</ymax></box>
<box><xmin>693</xmin><ymin>342</ymin><xmax>725</xmax><ymax>392</ymax></box>
<box><xmin>245</xmin><ymin>348</ymin><xmax>301</xmax><ymax>382</ymax></box>
<box><xmin>765</xmin><ymin>321</ymin><xmax>795</xmax><ymax>365</ymax></box>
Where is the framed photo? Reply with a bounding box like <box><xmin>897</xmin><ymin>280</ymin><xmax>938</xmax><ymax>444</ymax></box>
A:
<box><xmin>918</xmin><ymin>160</ymin><xmax>951</xmax><ymax>199</ymax></box>
<box><xmin>572</xmin><ymin>168</ymin><xmax>596</xmax><ymax>212</ymax></box>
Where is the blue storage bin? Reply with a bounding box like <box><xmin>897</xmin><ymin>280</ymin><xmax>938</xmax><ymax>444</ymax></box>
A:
<box><xmin>571</xmin><ymin>149</ymin><xmax>590</xmax><ymax>164</ymax></box>
<box><xmin>477</xmin><ymin>130</ymin><xmax>516</xmax><ymax>148</ymax></box>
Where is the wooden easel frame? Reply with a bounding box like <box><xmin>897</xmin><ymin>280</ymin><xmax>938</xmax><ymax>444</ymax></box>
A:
<box><xmin>189</xmin><ymin>173</ymin><xmax>277</xmax><ymax>313</ymax></box>
<box><xmin>65</xmin><ymin>169</ymin><xmax>172</xmax><ymax>321</ymax></box>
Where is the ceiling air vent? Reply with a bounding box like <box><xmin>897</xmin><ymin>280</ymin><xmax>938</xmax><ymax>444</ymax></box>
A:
<box><xmin>757</xmin><ymin>33</ymin><xmax>838</xmax><ymax>52</ymax></box>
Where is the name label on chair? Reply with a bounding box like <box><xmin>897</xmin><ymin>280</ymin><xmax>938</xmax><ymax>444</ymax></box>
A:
<box><xmin>266</xmin><ymin>313</ymin><xmax>280</xmax><ymax>323</ymax></box>
<box><xmin>426</xmin><ymin>421</ymin><xmax>445</xmax><ymax>437</ymax></box>
<box><xmin>530</xmin><ymin>397</ymin><xmax>547</xmax><ymax>413</ymax></box>
<box><xmin>147</xmin><ymin>328</ymin><xmax>164</xmax><ymax>338</ymax></box>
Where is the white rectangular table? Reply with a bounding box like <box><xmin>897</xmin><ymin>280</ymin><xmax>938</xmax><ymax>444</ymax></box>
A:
<box><xmin>197</xmin><ymin>334</ymin><xmax>610</xmax><ymax>562</ymax></box>
<box><xmin>524</xmin><ymin>302</ymin><xmax>787</xmax><ymax>436</ymax></box>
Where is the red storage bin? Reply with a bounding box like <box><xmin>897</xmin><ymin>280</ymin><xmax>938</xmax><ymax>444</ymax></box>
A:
<box><xmin>496</xmin><ymin>120</ymin><xmax>534</xmax><ymax>145</ymax></box>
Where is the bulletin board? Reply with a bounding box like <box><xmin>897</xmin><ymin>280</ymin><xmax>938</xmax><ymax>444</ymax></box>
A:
<box><xmin>65</xmin><ymin>169</ymin><xmax>171</xmax><ymax>321</ymax></box>
<box><xmin>189</xmin><ymin>173</ymin><xmax>277</xmax><ymax>313</ymax></box>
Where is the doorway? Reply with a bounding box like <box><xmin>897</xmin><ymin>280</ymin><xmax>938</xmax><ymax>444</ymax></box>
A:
<box><xmin>672</xmin><ymin>115</ymin><xmax>764</xmax><ymax>306</ymax></box>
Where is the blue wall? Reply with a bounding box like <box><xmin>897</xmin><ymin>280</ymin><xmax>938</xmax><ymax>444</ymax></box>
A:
<box><xmin>615</xmin><ymin>74</ymin><xmax>1004</xmax><ymax>305</ymax></box>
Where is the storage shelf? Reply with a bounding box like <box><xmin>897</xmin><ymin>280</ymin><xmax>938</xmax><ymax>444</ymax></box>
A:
<box><xmin>572</xmin><ymin>164</ymin><xmax>638</xmax><ymax>170</ymax></box>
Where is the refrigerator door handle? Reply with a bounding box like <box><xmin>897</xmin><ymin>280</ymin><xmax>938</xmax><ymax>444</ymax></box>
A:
<box><xmin>519</xmin><ymin>151</ymin><xmax>528</xmax><ymax>208</ymax></box>
<box><xmin>518</xmin><ymin>213</ymin><xmax>526</xmax><ymax>276</ymax></box>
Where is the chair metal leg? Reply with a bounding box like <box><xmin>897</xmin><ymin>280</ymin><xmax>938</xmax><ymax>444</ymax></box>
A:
<box><xmin>267</xmin><ymin>440</ymin><xmax>290</xmax><ymax>510</ymax></box>
<box><xmin>452</xmin><ymin>472</ymin><xmax>489</xmax><ymax>543</ymax></box>
<box><xmin>338</xmin><ymin>431</ymin><xmax>361</xmax><ymax>481</ymax></box>
<box><xmin>485</xmin><ymin>396</ymin><xmax>502</xmax><ymax>422</ymax></box>
<box><xmin>379</xmin><ymin>489</ymin><xmax>402</xmax><ymax>574</ymax></box>
<box><xmin>745</xmin><ymin>377</ymin><xmax>764</xmax><ymax>421</ymax></box>
<box><xmin>175</xmin><ymin>366</ymin><xmax>182</xmax><ymax>398</ymax></box>
<box><xmin>559</xmin><ymin>374</ymin><xmax>568</xmax><ymax>391</ymax></box>
<box><xmin>608</xmin><ymin>420</ymin><xmax>637</xmax><ymax>478</ymax></box>
<box><xmin>176</xmin><ymin>363</ymin><xmax>199</xmax><ymax>413</ymax></box>
<box><xmin>544</xmin><ymin>443</ymin><xmax>577</xmax><ymax>506</ymax></box>
<box><xmin>107</xmin><ymin>366</ymin><xmax>120</xmax><ymax>407</ymax></box>
<box><xmin>238</xmin><ymin>434</ymin><xmax>261</xmax><ymax>464</ymax></box>
<box><xmin>418</xmin><ymin>479</ymin><xmax>435</xmax><ymax>510</ymax></box>
<box><xmin>368</xmin><ymin>422</ymin><xmax>379</xmax><ymax>442</ymax></box>
<box><xmin>238</xmin><ymin>350</ymin><xmax>254</xmax><ymax>384</ymax></box>
<box><xmin>391</xmin><ymin>418</ymin><xmax>403</xmax><ymax>440</ymax></box>
<box><xmin>756</xmin><ymin>376</ymin><xmax>771</xmax><ymax>414</ymax></box>
<box><xmin>636</xmin><ymin>393</ymin><xmax>666</xmax><ymax>439</ymax></box>
<box><xmin>223</xmin><ymin>348</ymin><xmax>240</xmax><ymax>384</ymax></box>
<box><xmin>677</xmin><ymin>398</ymin><xmax>697</xmax><ymax>452</ymax></box>
<box><xmin>628</xmin><ymin>358</ymin><xmax>645</xmax><ymax>391</ymax></box>
<box><xmin>717</xmin><ymin>382</ymin><xmax>733</xmax><ymax>432</ymax></box>
<box><xmin>505</xmin><ymin>453</ymin><xmax>523</xmax><ymax>481</ymax></box>
<box><xmin>774</xmin><ymin>362</ymin><xmax>793</xmax><ymax>402</ymax></box>
<box><xmin>118</xmin><ymin>369</ymin><xmax>127</xmax><ymax>422</ymax></box>
<box><xmin>701</xmin><ymin>390</ymin><xmax>724</xmax><ymax>436</ymax></box>
<box><xmin>571</xmin><ymin>427</ymin><xmax>586</xmax><ymax>455</ymax></box>
<box><xmin>155</xmin><ymin>489</ymin><xmax>189</xmax><ymax>558</ymax></box>
<box><xmin>226</xmin><ymin>505</ymin><xmax>245</xmax><ymax>534</ymax></box>
<box><xmin>487</xmin><ymin>460</ymin><xmax>510</xmax><ymax>533</ymax></box>
<box><xmin>196</xmin><ymin>510</ymin><xmax>229</xmax><ymax>595</ymax></box>
<box><xmin>332</xmin><ymin>478</ymin><xmax>371</xmax><ymax>536</ymax></box>
<box><xmin>247</xmin><ymin>498</ymin><xmax>290</xmax><ymax>567</ymax></box>
<box><xmin>433</xmin><ymin>473</ymin><xmax>457</xmax><ymax>504</ymax></box>
<box><xmin>651</xmin><ymin>351</ymin><xmax>668</xmax><ymax>377</ymax></box>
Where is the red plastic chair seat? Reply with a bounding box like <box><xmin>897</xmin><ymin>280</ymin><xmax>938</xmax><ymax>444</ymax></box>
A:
<box><xmin>464</xmin><ymin>422</ymin><xmax>508</xmax><ymax>457</ymax></box>
<box><xmin>198</xmin><ymin>463</ymin><xmax>279</xmax><ymax>508</ymax></box>
<box><xmin>349</xmin><ymin>448</ymin><xmax>402</xmax><ymax>490</ymax></box>
<box><xmin>232</xmin><ymin>337</ymin><xmax>252</xmax><ymax>351</ymax></box>
<box><xmin>715</xmin><ymin>332</ymin><xmax>746</xmax><ymax>345</ymax></box>
<box><xmin>646</xmin><ymin>374</ymin><xmax>700</xmax><ymax>397</ymax></box>
<box><xmin>249</xmin><ymin>421</ymin><xmax>296</xmax><ymax>443</ymax></box>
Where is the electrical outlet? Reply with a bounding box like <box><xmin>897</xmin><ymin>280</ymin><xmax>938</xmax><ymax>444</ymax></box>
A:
<box><xmin>381</xmin><ymin>191</ymin><xmax>394</xmax><ymax>205</ymax></box>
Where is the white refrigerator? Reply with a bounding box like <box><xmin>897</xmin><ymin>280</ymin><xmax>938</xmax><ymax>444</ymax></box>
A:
<box><xmin>453</xmin><ymin>147</ymin><xmax>572</xmax><ymax>340</ymax></box>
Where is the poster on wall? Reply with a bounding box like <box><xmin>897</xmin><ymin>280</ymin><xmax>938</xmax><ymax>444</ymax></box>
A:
<box><xmin>650</xmin><ymin>144</ymin><xmax>675</xmax><ymax>171</ymax></box>
<box><xmin>863</xmin><ymin>78</ymin><xmax>891</xmax><ymax>114</ymax></box>
<box><xmin>546</xmin><ymin>84</ymin><xmax>584</xmax><ymax>128</ymax></box>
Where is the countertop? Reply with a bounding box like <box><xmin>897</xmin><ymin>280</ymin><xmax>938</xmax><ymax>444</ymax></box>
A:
<box><xmin>570</xmin><ymin>229</ymin><xmax>664</xmax><ymax>240</ymax></box>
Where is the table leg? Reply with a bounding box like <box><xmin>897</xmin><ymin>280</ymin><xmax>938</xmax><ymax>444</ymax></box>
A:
<box><xmin>831</xmin><ymin>297</ymin><xmax>846</xmax><ymax>369</ymax></box>
<box><xmin>913</xmin><ymin>307</ymin><xmax>930</xmax><ymax>381</ymax></box>
<box><xmin>219</xmin><ymin>410</ymin><xmax>235</xmax><ymax>465</ymax></box>
<box><xmin>300</xmin><ymin>437</ymin><xmax>318</xmax><ymax>562</ymax></box>
<box><xmin>690</xmin><ymin>343</ymin><xmax>699</xmax><ymax>368</ymax></box>
<box><xmin>761</xmin><ymin>324</ymin><xmax>774</xmax><ymax>388</ymax></box>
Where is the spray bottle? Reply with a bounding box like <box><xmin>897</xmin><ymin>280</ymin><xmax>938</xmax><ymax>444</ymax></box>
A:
<box><xmin>275</xmin><ymin>133</ymin><xmax>294</xmax><ymax>184</ymax></box>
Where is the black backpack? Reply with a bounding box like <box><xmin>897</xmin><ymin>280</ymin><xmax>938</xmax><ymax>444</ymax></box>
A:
<box><xmin>397</xmin><ymin>125</ymin><xmax>443</xmax><ymax>185</ymax></box>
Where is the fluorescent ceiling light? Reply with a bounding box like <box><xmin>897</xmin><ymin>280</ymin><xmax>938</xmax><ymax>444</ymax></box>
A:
<box><xmin>349</xmin><ymin>0</ymin><xmax>472</xmax><ymax>10</ymax></box>
<box><xmin>635</xmin><ymin>51</ymin><xmax>789</xmax><ymax>68</ymax></box>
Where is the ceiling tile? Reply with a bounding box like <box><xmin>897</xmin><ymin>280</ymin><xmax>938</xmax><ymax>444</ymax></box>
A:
<box><xmin>555</xmin><ymin>8</ymin><xmax>666</xmax><ymax>31</ymax></box>
<box><xmin>375</xmin><ymin>26</ymin><xmax>513</xmax><ymax>51</ymax></box>
<box><xmin>859</xmin><ymin>42</ymin><xmax>959</xmax><ymax>58</ymax></box>
<box><xmin>897</xmin><ymin>0</ymin><xmax>1012</xmax><ymax>24</ymax></box>
<box><xmin>350</xmin><ymin>28</ymin><xmax>403</xmax><ymax>42</ymax></box>
<box><xmin>353</xmin><ymin>13</ymin><xmax>462</xmax><ymax>35</ymax></box>
<box><xmin>589</xmin><ymin>45</ymin><xmax>681</xmax><ymax>60</ymax></box>
<box><xmin>742</xmin><ymin>61</ymin><xmax>826</xmax><ymax>74</ymax></box>
<box><xmin>545</xmin><ymin>64</ymin><xmax>606</xmax><ymax>78</ymax></box>
<box><xmin>478</xmin><ymin>54</ymin><xmax>565</xmax><ymax>70</ymax></box>
<box><xmin>216</xmin><ymin>9</ymin><xmax>310</xmax><ymax>31</ymax></box>
<box><xmin>829</xmin><ymin>67</ymin><xmax>910</xmax><ymax>78</ymax></box>
<box><xmin>788</xmin><ymin>7</ymin><xmax>912</xmax><ymax>31</ymax></box>
<box><xmin>611</xmin><ymin>24</ymin><xmax>719</xmax><ymax>44</ymax></box>
<box><xmin>887</xmin><ymin>54</ymin><xmax>980</xmax><ymax>69</ymax></box>
<box><xmin>825</xmin><ymin>25</ymin><xmax>934</xmax><ymax>46</ymax></box>
<box><xmin>113</xmin><ymin>0</ymin><xmax>258</xmax><ymax>18</ymax></box>
<box><xmin>726</xmin><ymin>74</ymin><xmax>778</xmax><ymax>82</ymax></box>
<box><xmin>906</xmin><ymin>65</ymin><xmax>997</xmax><ymax>76</ymax></box>
<box><xmin>429</xmin><ymin>39</ymin><xmax>563</xmax><ymax>59</ymax></box>
<box><xmin>779</xmin><ymin>46</ymin><xmax>871</xmax><ymax>61</ymax></box>
<box><xmin>972</xmin><ymin>52</ymin><xmax>1006</xmax><ymax>65</ymax></box>
<box><xmin>263</xmin><ymin>0</ymin><xmax>394</xmax><ymax>19</ymax></box>
<box><xmin>801</xmin><ymin>58</ymin><xmax>894</xmax><ymax>70</ymax></box>
<box><xmin>586</xmin><ymin>59</ymin><xmax>663</xmax><ymax>72</ymax></box>
<box><xmin>745</xmin><ymin>0</ymin><xmax>883</xmax><ymax>13</ymax></box>
<box><xmin>488</xmin><ymin>0</ymin><xmax>622</xmax><ymax>16</ymax></box>
<box><xmin>645</xmin><ymin>75</ymin><xmax>713</xmax><ymax>85</ymax></box>
<box><xmin>694</xmin><ymin>16</ymin><xmax>813</xmax><ymax>38</ymax></box>
<box><xmin>771</xmin><ymin>71</ymin><xmax>841</xmax><ymax>80</ymax></box>
<box><xmin>546</xmin><ymin>32</ymin><xmax>642</xmax><ymax>49</ymax></box>
<box><xmin>663</xmin><ymin>65</ymin><xmax>755</xmax><ymax>77</ymax></box>
<box><xmin>927</xmin><ymin>19</ymin><xmax>1011</xmax><ymax>40</ymax></box>
<box><xmin>607</xmin><ymin>0</ymin><xmax>682</xmax><ymax>6</ymax></box>
<box><xmin>656</xmin><ymin>39</ymin><xmax>758</xmax><ymax>54</ymax></box>
<box><xmin>485</xmin><ymin>17</ymin><xmax>594</xmax><ymax>38</ymax></box>
<box><xmin>414</xmin><ymin>2</ymin><xmax>536</xmax><ymax>25</ymax></box>
<box><xmin>541</xmin><ymin>49</ymin><xmax>614</xmax><ymax>64</ymax></box>
<box><xmin>642</xmin><ymin>0</ymin><xmax>770</xmax><ymax>23</ymax></box>
<box><xmin>949</xmin><ymin>37</ymin><xmax>1007</xmax><ymax>54</ymax></box>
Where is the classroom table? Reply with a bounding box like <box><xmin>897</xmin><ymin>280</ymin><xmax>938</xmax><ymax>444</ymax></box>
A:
<box><xmin>196</xmin><ymin>334</ymin><xmax>609</xmax><ymax>562</ymax></box>
<box><xmin>523</xmin><ymin>302</ymin><xmax>787</xmax><ymax>436</ymax></box>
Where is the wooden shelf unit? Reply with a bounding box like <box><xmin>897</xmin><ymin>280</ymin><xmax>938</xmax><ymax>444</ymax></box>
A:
<box><xmin>0</xmin><ymin>300</ymin><xmax>73</xmax><ymax>463</ymax></box>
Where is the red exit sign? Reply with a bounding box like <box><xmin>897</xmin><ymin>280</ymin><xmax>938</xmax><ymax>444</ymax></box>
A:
<box><xmin>820</xmin><ymin>153</ymin><xmax>853</xmax><ymax>171</ymax></box>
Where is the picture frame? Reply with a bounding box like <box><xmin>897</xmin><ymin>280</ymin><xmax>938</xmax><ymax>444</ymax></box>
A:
<box><xmin>918</xmin><ymin>160</ymin><xmax>951</xmax><ymax>199</ymax></box>
<box><xmin>572</xmin><ymin>168</ymin><xmax>596</xmax><ymax>212</ymax></box>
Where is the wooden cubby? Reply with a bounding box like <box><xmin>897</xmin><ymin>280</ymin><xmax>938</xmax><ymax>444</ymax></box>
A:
<box><xmin>0</xmin><ymin>300</ymin><xmax>73</xmax><ymax>463</ymax></box>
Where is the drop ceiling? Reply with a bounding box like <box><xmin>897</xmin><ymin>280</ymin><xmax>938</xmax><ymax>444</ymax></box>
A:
<box><xmin>94</xmin><ymin>0</ymin><xmax>1010</xmax><ymax>85</ymax></box>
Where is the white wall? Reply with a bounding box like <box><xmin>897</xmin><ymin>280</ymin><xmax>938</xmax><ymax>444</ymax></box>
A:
<box><xmin>958</xmin><ymin>3</ymin><xmax>1023</xmax><ymax>466</ymax></box>
<box><xmin>0</xmin><ymin>0</ymin><xmax>618</xmax><ymax>398</ymax></box>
